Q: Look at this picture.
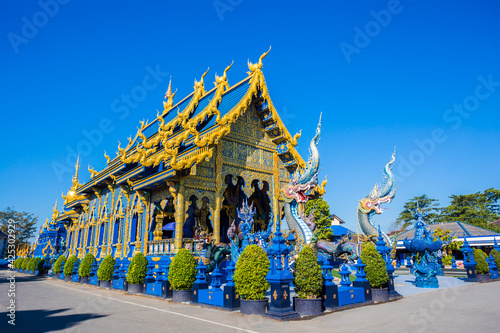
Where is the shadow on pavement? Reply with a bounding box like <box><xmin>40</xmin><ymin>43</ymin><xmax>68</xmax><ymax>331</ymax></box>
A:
<box><xmin>1</xmin><ymin>308</ymin><xmax>107</xmax><ymax>333</ymax></box>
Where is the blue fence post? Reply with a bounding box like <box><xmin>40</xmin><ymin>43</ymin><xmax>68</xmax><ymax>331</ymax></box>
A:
<box><xmin>321</xmin><ymin>257</ymin><xmax>338</xmax><ymax>310</ymax></box>
<box><xmin>223</xmin><ymin>258</ymin><xmax>239</xmax><ymax>310</ymax></box>
<box><xmin>192</xmin><ymin>258</ymin><xmax>208</xmax><ymax>303</ymax></box>
<box><xmin>353</xmin><ymin>258</ymin><xmax>371</xmax><ymax>301</ymax></box>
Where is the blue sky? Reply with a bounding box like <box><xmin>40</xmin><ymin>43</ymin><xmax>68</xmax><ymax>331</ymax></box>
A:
<box><xmin>1</xmin><ymin>0</ymin><xmax>499</xmax><ymax>237</ymax></box>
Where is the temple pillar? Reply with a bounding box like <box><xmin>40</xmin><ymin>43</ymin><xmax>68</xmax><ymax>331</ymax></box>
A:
<box><xmin>273</xmin><ymin>152</ymin><xmax>280</xmax><ymax>230</ymax></box>
<box><xmin>153</xmin><ymin>213</ymin><xmax>164</xmax><ymax>241</ymax></box>
<box><xmin>133</xmin><ymin>210</ymin><xmax>143</xmax><ymax>255</ymax></box>
<box><xmin>214</xmin><ymin>142</ymin><xmax>223</xmax><ymax>243</ymax></box>
<box><xmin>174</xmin><ymin>179</ymin><xmax>186</xmax><ymax>252</ymax></box>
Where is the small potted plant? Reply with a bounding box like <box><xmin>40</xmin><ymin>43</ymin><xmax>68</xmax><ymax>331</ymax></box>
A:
<box><xmin>97</xmin><ymin>255</ymin><xmax>115</xmax><ymax>288</ymax></box>
<box><xmin>127</xmin><ymin>252</ymin><xmax>149</xmax><ymax>294</ymax></box>
<box><xmin>168</xmin><ymin>248</ymin><xmax>197</xmax><ymax>302</ymax></box>
<box><xmin>53</xmin><ymin>255</ymin><xmax>65</xmax><ymax>279</ymax></box>
<box><xmin>79</xmin><ymin>253</ymin><xmax>95</xmax><ymax>284</ymax></box>
<box><xmin>474</xmin><ymin>249</ymin><xmax>490</xmax><ymax>282</ymax></box>
<box><xmin>234</xmin><ymin>244</ymin><xmax>270</xmax><ymax>315</ymax></box>
<box><xmin>360</xmin><ymin>243</ymin><xmax>388</xmax><ymax>302</ymax></box>
<box><xmin>64</xmin><ymin>255</ymin><xmax>78</xmax><ymax>281</ymax></box>
<box><xmin>293</xmin><ymin>246</ymin><xmax>323</xmax><ymax>316</ymax></box>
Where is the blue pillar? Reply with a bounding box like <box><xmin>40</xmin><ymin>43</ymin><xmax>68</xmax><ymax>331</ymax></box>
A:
<box><xmin>192</xmin><ymin>258</ymin><xmax>208</xmax><ymax>303</ymax></box>
<box><xmin>353</xmin><ymin>258</ymin><xmax>372</xmax><ymax>301</ymax></box>
<box><xmin>321</xmin><ymin>257</ymin><xmax>338</xmax><ymax>310</ymax></box>
<box><xmin>488</xmin><ymin>255</ymin><xmax>499</xmax><ymax>280</ymax></box>
<box><xmin>265</xmin><ymin>221</ymin><xmax>299</xmax><ymax>320</ymax></box>
<box><xmin>223</xmin><ymin>259</ymin><xmax>240</xmax><ymax>310</ymax></box>
<box><xmin>461</xmin><ymin>238</ymin><xmax>478</xmax><ymax>282</ymax></box>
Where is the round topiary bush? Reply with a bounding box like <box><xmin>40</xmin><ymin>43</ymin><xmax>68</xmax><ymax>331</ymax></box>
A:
<box><xmin>37</xmin><ymin>258</ymin><xmax>45</xmax><ymax>275</ymax></box>
<box><xmin>234</xmin><ymin>244</ymin><xmax>270</xmax><ymax>300</ymax></box>
<box><xmin>168</xmin><ymin>248</ymin><xmax>197</xmax><ymax>290</ymax></box>
<box><xmin>473</xmin><ymin>249</ymin><xmax>489</xmax><ymax>274</ymax></box>
<box><xmin>79</xmin><ymin>253</ymin><xmax>95</xmax><ymax>278</ymax></box>
<box><xmin>53</xmin><ymin>255</ymin><xmax>66</xmax><ymax>274</ymax></box>
<box><xmin>64</xmin><ymin>255</ymin><xmax>78</xmax><ymax>276</ymax></box>
<box><xmin>360</xmin><ymin>243</ymin><xmax>388</xmax><ymax>289</ymax></box>
<box><xmin>97</xmin><ymin>255</ymin><xmax>116</xmax><ymax>281</ymax></box>
<box><xmin>127</xmin><ymin>252</ymin><xmax>149</xmax><ymax>285</ymax></box>
<box><xmin>32</xmin><ymin>258</ymin><xmax>41</xmax><ymax>272</ymax></box>
<box><xmin>294</xmin><ymin>246</ymin><xmax>323</xmax><ymax>299</ymax></box>
<box><xmin>491</xmin><ymin>249</ymin><xmax>500</xmax><ymax>269</ymax></box>
<box><xmin>21</xmin><ymin>258</ymin><xmax>28</xmax><ymax>270</ymax></box>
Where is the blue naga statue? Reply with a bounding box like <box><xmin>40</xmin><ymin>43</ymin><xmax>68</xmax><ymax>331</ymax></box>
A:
<box><xmin>357</xmin><ymin>150</ymin><xmax>397</xmax><ymax>245</ymax></box>
<box><xmin>281</xmin><ymin>114</ymin><xmax>358</xmax><ymax>262</ymax></box>
<box><xmin>403</xmin><ymin>209</ymin><xmax>443</xmax><ymax>288</ymax></box>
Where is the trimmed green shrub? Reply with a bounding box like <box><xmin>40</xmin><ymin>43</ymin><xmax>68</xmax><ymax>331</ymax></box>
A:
<box><xmin>21</xmin><ymin>258</ymin><xmax>28</xmax><ymax>270</ymax></box>
<box><xmin>360</xmin><ymin>243</ymin><xmax>388</xmax><ymax>289</ymax></box>
<box><xmin>294</xmin><ymin>246</ymin><xmax>323</xmax><ymax>299</ymax></box>
<box><xmin>37</xmin><ymin>258</ymin><xmax>45</xmax><ymax>275</ymax></box>
<box><xmin>64</xmin><ymin>255</ymin><xmax>78</xmax><ymax>276</ymax></box>
<box><xmin>53</xmin><ymin>255</ymin><xmax>66</xmax><ymax>274</ymax></box>
<box><xmin>127</xmin><ymin>252</ymin><xmax>149</xmax><ymax>285</ymax></box>
<box><xmin>97</xmin><ymin>255</ymin><xmax>115</xmax><ymax>281</ymax></box>
<box><xmin>32</xmin><ymin>258</ymin><xmax>41</xmax><ymax>272</ymax></box>
<box><xmin>491</xmin><ymin>249</ymin><xmax>500</xmax><ymax>269</ymax></box>
<box><xmin>442</xmin><ymin>254</ymin><xmax>452</xmax><ymax>266</ymax></box>
<box><xmin>473</xmin><ymin>249</ymin><xmax>489</xmax><ymax>274</ymax></box>
<box><xmin>14</xmin><ymin>258</ymin><xmax>22</xmax><ymax>269</ymax></box>
<box><xmin>27</xmin><ymin>258</ymin><xmax>34</xmax><ymax>271</ymax></box>
<box><xmin>234</xmin><ymin>244</ymin><xmax>270</xmax><ymax>300</ymax></box>
<box><xmin>168</xmin><ymin>249</ymin><xmax>197</xmax><ymax>290</ymax></box>
<box><xmin>79</xmin><ymin>253</ymin><xmax>95</xmax><ymax>278</ymax></box>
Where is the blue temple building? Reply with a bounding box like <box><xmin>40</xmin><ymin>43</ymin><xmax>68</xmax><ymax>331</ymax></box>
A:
<box><xmin>32</xmin><ymin>52</ymin><xmax>316</xmax><ymax>265</ymax></box>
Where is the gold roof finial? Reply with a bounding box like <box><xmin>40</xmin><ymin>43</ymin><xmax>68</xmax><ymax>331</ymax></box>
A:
<box><xmin>165</xmin><ymin>76</ymin><xmax>172</xmax><ymax>99</ymax></box>
<box><xmin>74</xmin><ymin>155</ymin><xmax>80</xmax><ymax>182</ymax></box>
<box><xmin>52</xmin><ymin>201</ymin><xmax>59</xmax><ymax>220</ymax></box>
<box><xmin>163</xmin><ymin>76</ymin><xmax>177</xmax><ymax>114</ymax></box>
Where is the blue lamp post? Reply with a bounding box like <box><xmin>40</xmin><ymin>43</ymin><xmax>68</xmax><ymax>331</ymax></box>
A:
<box><xmin>461</xmin><ymin>238</ymin><xmax>478</xmax><ymax>282</ymax></box>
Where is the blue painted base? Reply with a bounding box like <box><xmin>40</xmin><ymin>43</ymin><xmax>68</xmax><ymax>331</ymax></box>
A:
<box><xmin>192</xmin><ymin>282</ymin><xmax>209</xmax><ymax>303</ymax></box>
<box><xmin>59</xmin><ymin>272</ymin><xmax>64</xmax><ymax>280</ymax></box>
<box><xmin>337</xmin><ymin>286</ymin><xmax>364</xmax><ymax>306</ymax></box>
<box><xmin>89</xmin><ymin>275</ymin><xmax>99</xmax><ymax>286</ymax></box>
<box><xmin>72</xmin><ymin>274</ymin><xmax>79</xmax><ymax>283</ymax></box>
<box><xmin>223</xmin><ymin>285</ymin><xmax>240</xmax><ymax>310</ymax></box>
<box><xmin>353</xmin><ymin>280</ymin><xmax>372</xmax><ymax>302</ymax></box>
<box><xmin>490</xmin><ymin>270</ymin><xmax>499</xmax><ymax>280</ymax></box>
<box><xmin>323</xmin><ymin>284</ymin><xmax>339</xmax><ymax>310</ymax></box>
<box><xmin>415</xmin><ymin>276</ymin><xmax>439</xmax><ymax>288</ymax></box>
<box><xmin>112</xmin><ymin>278</ymin><xmax>128</xmax><ymax>291</ymax></box>
<box><xmin>198</xmin><ymin>288</ymin><xmax>224</xmax><ymax>307</ymax></box>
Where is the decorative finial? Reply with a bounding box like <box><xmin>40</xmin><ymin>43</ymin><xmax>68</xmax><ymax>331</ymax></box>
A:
<box><xmin>74</xmin><ymin>155</ymin><xmax>80</xmax><ymax>181</ymax></box>
<box><xmin>165</xmin><ymin>76</ymin><xmax>173</xmax><ymax>100</ymax></box>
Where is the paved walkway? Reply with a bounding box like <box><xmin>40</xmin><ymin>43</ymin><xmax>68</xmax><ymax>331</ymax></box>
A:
<box><xmin>1</xmin><ymin>270</ymin><xmax>499</xmax><ymax>333</ymax></box>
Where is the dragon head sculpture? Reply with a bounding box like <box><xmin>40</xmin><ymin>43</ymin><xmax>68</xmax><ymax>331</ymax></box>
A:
<box><xmin>358</xmin><ymin>149</ymin><xmax>396</xmax><ymax>216</ymax></box>
<box><xmin>282</xmin><ymin>113</ymin><xmax>322</xmax><ymax>204</ymax></box>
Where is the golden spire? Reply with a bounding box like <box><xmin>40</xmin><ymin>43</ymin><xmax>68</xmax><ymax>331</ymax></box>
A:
<box><xmin>165</xmin><ymin>76</ymin><xmax>173</xmax><ymax>100</ymax></box>
<box><xmin>162</xmin><ymin>76</ymin><xmax>177</xmax><ymax>114</ymax></box>
<box><xmin>74</xmin><ymin>155</ymin><xmax>80</xmax><ymax>182</ymax></box>
<box><xmin>52</xmin><ymin>201</ymin><xmax>59</xmax><ymax>220</ymax></box>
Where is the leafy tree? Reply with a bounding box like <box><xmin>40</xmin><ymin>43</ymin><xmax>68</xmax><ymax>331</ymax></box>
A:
<box><xmin>53</xmin><ymin>255</ymin><xmax>65</xmax><ymax>274</ymax></box>
<box><xmin>439</xmin><ymin>188</ymin><xmax>500</xmax><ymax>233</ymax></box>
<box><xmin>0</xmin><ymin>207</ymin><xmax>38</xmax><ymax>249</ymax></box>
<box><xmin>64</xmin><ymin>255</ymin><xmax>78</xmax><ymax>276</ymax></box>
<box><xmin>305</xmin><ymin>198</ymin><xmax>333</xmax><ymax>240</ymax></box>
<box><xmin>433</xmin><ymin>227</ymin><xmax>463</xmax><ymax>254</ymax></box>
<box><xmin>395</xmin><ymin>195</ymin><xmax>442</xmax><ymax>230</ymax></box>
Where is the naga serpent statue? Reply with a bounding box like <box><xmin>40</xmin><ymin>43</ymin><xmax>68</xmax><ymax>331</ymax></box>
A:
<box><xmin>282</xmin><ymin>114</ymin><xmax>358</xmax><ymax>262</ymax></box>
<box><xmin>357</xmin><ymin>150</ymin><xmax>397</xmax><ymax>245</ymax></box>
<box><xmin>282</xmin><ymin>114</ymin><xmax>321</xmax><ymax>245</ymax></box>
